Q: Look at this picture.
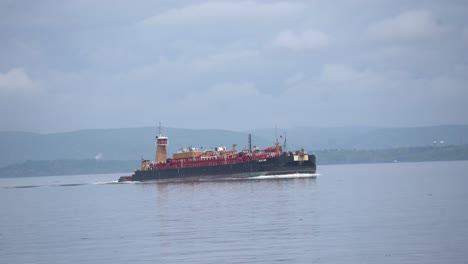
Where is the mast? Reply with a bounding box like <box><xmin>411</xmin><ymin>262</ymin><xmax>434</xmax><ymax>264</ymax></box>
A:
<box><xmin>275</xmin><ymin>125</ymin><xmax>278</xmax><ymax>145</ymax></box>
<box><xmin>275</xmin><ymin>125</ymin><xmax>280</xmax><ymax>154</ymax></box>
<box><xmin>283</xmin><ymin>132</ymin><xmax>287</xmax><ymax>152</ymax></box>
<box><xmin>248</xmin><ymin>133</ymin><xmax>252</xmax><ymax>153</ymax></box>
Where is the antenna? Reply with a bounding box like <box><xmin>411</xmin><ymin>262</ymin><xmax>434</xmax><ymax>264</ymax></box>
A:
<box><xmin>274</xmin><ymin>125</ymin><xmax>281</xmax><ymax>154</ymax></box>
<box><xmin>275</xmin><ymin>125</ymin><xmax>278</xmax><ymax>144</ymax></box>
<box><xmin>158</xmin><ymin>121</ymin><xmax>162</xmax><ymax>135</ymax></box>
<box><xmin>283</xmin><ymin>132</ymin><xmax>287</xmax><ymax>152</ymax></box>
<box><xmin>248</xmin><ymin>133</ymin><xmax>252</xmax><ymax>153</ymax></box>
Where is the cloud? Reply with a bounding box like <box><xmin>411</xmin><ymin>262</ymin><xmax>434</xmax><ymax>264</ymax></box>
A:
<box><xmin>273</xmin><ymin>29</ymin><xmax>329</xmax><ymax>50</ymax></box>
<box><xmin>320</xmin><ymin>64</ymin><xmax>379</xmax><ymax>85</ymax></box>
<box><xmin>141</xmin><ymin>1</ymin><xmax>303</xmax><ymax>26</ymax></box>
<box><xmin>168</xmin><ymin>82</ymin><xmax>274</xmax><ymax>128</ymax></box>
<box><xmin>463</xmin><ymin>29</ymin><xmax>468</xmax><ymax>45</ymax></box>
<box><xmin>368</xmin><ymin>10</ymin><xmax>445</xmax><ymax>41</ymax></box>
<box><xmin>284</xmin><ymin>72</ymin><xmax>306</xmax><ymax>86</ymax></box>
<box><xmin>186</xmin><ymin>82</ymin><xmax>260</xmax><ymax>101</ymax></box>
<box><xmin>0</xmin><ymin>68</ymin><xmax>38</xmax><ymax>95</ymax></box>
<box><xmin>191</xmin><ymin>50</ymin><xmax>260</xmax><ymax>71</ymax></box>
<box><xmin>283</xmin><ymin>63</ymin><xmax>468</xmax><ymax>126</ymax></box>
<box><xmin>2</xmin><ymin>1</ymin><xmax>468</xmax><ymax>132</ymax></box>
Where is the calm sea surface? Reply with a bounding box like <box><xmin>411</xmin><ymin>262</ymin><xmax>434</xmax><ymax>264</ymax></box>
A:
<box><xmin>1</xmin><ymin>161</ymin><xmax>467</xmax><ymax>263</ymax></box>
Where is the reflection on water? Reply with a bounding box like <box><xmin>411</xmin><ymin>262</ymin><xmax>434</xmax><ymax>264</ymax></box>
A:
<box><xmin>1</xmin><ymin>161</ymin><xmax>467</xmax><ymax>263</ymax></box>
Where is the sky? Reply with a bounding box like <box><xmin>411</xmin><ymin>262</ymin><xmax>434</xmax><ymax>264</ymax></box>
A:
<box><xmin>0</xmin><ymin>0</ymin><xmax>467</xmax><ymax>133</ymax></box>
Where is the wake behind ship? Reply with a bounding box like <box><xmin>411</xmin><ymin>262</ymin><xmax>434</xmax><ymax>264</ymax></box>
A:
<box><xmin>118</xmin><ymin>127</ymin><xmax>316</xmax><ymax>182</ymax></box>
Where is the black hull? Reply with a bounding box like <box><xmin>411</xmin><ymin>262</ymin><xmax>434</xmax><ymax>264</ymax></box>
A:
<box><xmin>130</xmin><ymin>154</ymin><xmax>316</xmax><ymax>181</ymax></box>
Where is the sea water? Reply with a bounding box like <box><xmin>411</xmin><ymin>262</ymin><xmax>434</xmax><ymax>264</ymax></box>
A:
<box><xmin>1</xmin><ymin>161</ymin><xmax>467</xmax><ymax>263</ymax></box>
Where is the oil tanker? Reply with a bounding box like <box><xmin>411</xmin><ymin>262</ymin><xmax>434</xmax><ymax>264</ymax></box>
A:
<box><xmin>118</xmin><ymin>127</ymin><xmax>316</xmax><ymax>182</ymax></box>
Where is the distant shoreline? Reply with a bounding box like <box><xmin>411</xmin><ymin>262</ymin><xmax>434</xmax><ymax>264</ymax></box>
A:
<box><xmin>1</xmin><ymin>145</ymin><xmax>467</xmax><ymax>178</ymax></box>
<box><xmin>313</xmin><ymin>145</ymin><xmax>468</xmax><ymax>165</ymax></box>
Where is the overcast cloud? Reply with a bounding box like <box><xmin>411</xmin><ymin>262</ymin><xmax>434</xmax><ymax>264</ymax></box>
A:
<box><xmin>0</xmin><ymin>0</ymin><xmax>467</xmax><ymax>132</ymax></box>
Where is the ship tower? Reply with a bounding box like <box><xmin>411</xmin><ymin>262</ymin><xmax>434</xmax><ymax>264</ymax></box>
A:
<box><xmin>155</xmin><ymin>123</ymin><xmax>168</xmax><ymax>163</ymax></box>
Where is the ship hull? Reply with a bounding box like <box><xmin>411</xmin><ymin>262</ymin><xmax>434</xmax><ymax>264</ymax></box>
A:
<box><xmin>130</xmin><ymin>154</ymin><xmax>316</xmax><ymax>181</ymax></box>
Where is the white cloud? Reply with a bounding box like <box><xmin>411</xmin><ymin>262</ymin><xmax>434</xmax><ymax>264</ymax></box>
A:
<box><xmin>141</xmin><ymin>1</ymin><xmax>303</xmax><ymax>26</ymax></box>
<box><xmin>273</xmin><ymin>29</ymin><xmax>329</xmax><ymax>50</ymax></box>
<box><xmin>368</xmin><ymin>10</ymin><xmax>445</xmax><ymax>41</ymax></box>
<box><xmin>0</xmin><ymin>68</ymin><xmax>38</xmax><ymax>95</ymax></box>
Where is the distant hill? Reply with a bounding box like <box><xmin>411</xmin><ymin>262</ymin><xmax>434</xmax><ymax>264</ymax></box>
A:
<box><xmin>314</xmin><ymin>145</ymin><xmax>468</xmax><ymax>165</ymax></box>
<box><xmin>1</xmin><ymin>125</ymin><xmax>467</xmax><ymax>167</ymax></box>
<box><xmin>252</xmin><ymin>125</ymin><xmax>468</xmax><ymax>151</ymax></box>
<box><xmin>0</xmin><ymin>127</ymin><xmax>270</xmax><ymax>167</ymax></box>
<box><xmin>1</xmin><ymin>145</ymin><xmax>467</xmax><ymax>178</ymax></box>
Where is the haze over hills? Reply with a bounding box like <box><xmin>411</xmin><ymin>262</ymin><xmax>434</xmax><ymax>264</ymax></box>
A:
<box><xmin>0</xmin><ymin>127</ymin><xmax>270</xmax><ymax>167</ymax></box>
<box><xmin>252</xmin><ymin>125</ymin><xmax>468</xmax><ymax>150</ymax></box>
<box><xmin>1</xmin><ymin>125</ymin><xmax>467</xmax><ymax>168</ymax></box>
